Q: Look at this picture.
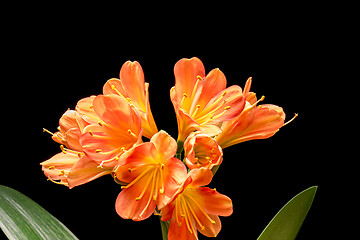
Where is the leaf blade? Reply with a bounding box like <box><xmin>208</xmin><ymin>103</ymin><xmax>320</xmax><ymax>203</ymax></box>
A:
<box><xmin>0</xmin><ymin>185</ymin><xmax>79</xmax><ymax>240</ymax></box>
<box><xmin>257</xmin><ymin>186</ymin><xmax>317</xmax><ymax>240</ymax></box>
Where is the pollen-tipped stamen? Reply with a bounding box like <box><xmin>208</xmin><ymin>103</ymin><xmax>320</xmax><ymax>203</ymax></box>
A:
<box><xmin>283</xmin><ymin>113</ymin><xmax>298</xmax><ymax>126</ymax></box>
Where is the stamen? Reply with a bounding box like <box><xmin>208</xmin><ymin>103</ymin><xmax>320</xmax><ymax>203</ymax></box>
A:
<box><xmin>121</xmin><ymin>166</ymin><xmax>153</xmax><ymax>190</ymax></box>
<box><xmin>47</xmin><ymin>177</ymin><xmax>67</xmax><ymax>186</ymax></box>
<box><xmin>127</xmin><ymin>129</ymin><xmax>138</xmax><ymax>138</ymax></box>
<box><xmin>111</xmin><ymin>84</ymin><xmax>126</xmax><ymax>99</ymax></box>
<box><xmin>191</xmin><ymin>105</ymin><xmax>201</xmax><ymax>117</ymax></box>
<box><xmin>98</xmin><ymin>157</ymin><xmax>118</xmax><ymax>168</ymax></box>
<box><xmin>180</xmin><ymin>93</ymin><xmax>188</xmax><ymax>107</ymax></box>
<box><xmin>138</xmin><ymin>170</ymin><xmax>157</xmax><ymax>217</ymax></box>
<box><xmin>60</xmin><ymin>145</ymin><xmax>84</xmax><ymax>157</ymax></box>
<box><xmin>185</xmin><ymin>199</ymin><xmax>205</xmax><ymax>231</ymax></box>
<box><xmin>180</xmin><ymin>196</ymin><xmax>195</xmax><ymax>235</ymax></box>
<box><xmin>251</xmin><ymin>95</ymin><xmax>265</xmax><ymax>107</ymax></box>
<box><xmin>60</xmin><ymin>145</ymin><xmax>67</xmax><ymax>154</ymax></box>
<box><xmin>190</xmin><ymin>77</ymin><xmax>202</xmax><ymax>103</ymax></box>
<box><xmin>43</xmin><ymin>128</ymin><xmax>54</xmax><ymax>136</ymax></box>
<box><xmin>88</xmin><ymin>130</ymin><xmax>94</xmax><ymax>136</ymax></box>
<box><xmin>283</xmin><ymin>113</ymin><xmax>298</xmax><ymax>126</ymax></box>
<box><xmin>187</xmin><ymin>194</ymin><xmax>216</xmax><ymax>224</ymax></box>
<box><xmin>95</xmin><ymin>149</ymin><xmax>102</xmax><ymax>153</ymax></box>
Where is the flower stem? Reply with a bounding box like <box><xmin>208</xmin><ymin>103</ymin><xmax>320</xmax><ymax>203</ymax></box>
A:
<box><xmin>175</xmin><ymin>140</ymin><xmax>184</xmax><ymax>160</ymax></box>
<box><xmin>160</xmin><ymin>217</ymin><xmax>170</xmax><ymax>240</ymax></box>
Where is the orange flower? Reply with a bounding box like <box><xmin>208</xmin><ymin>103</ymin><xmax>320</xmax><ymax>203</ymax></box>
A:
<box><xmin>161</xmin><ymin>168</ymin><xmax>233</xmax><ymax>240</ymax></box>
<box><xmin>48</xmin><ymin>109</ymin><xmax>89</xmax><ymax>152</ymax></box>
<box><xmin>42</xmin><ymin>107</ymin><xmax>112</xmax><ymax>188</ymax></box>
<box><xmin>114</xmin><ymin>131</ymin><xmax>187</xmax><ymax>221</ymax></box>
<box><xmin>103</xmin><ymin>61</ymin><xmax>158</xmax><ymax>139</ymax></box>
<box><xmin>170</xmin><ymin>57</ymin><xmax>245</xmax><ymax>143</ymax></box>
<box><xmin>79</xmin><ymin>94</ymin><xmax>143</xmax><ymax>168</ymax></box>
<box><xmin>183</xmin><ymin>132</ymin><xmax>223</xmax><ymax>170</ymax></box>
<box><xmin>41</xmin><ymin>152</ymin><xmax>112</xmax><ymax>189</ymax></box>
<box><xmin>215</xmin><ymin>78</ymin><xmax>294</xmax><ymax>148</ymax></box>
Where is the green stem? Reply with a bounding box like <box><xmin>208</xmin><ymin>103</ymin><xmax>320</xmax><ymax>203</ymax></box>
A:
<box><xmin>160</xmin><ymin>217</ymin><xmax>170</xmax><ymax>240</ymax></box>
<box><xmin>175</xmin><ymin>140</ymin><xmax>184</xmax><ymax>160</ymax></box>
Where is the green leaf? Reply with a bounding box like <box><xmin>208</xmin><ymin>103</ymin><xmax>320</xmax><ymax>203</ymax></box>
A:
<box><xmin>257</xmin><ymin>186</ymin><xmax>317</xmax><ymax>240</ymax></box>
<box><xmin>0</xmin><ymin>185</ymin><xmax>79</xmax><ymax>240</ymax></box>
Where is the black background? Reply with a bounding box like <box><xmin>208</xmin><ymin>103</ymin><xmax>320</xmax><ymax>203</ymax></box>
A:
<box><xmin>1</xmin><ymin>4</ymin><xmax>348</xmax><ymax>240</ymax></box>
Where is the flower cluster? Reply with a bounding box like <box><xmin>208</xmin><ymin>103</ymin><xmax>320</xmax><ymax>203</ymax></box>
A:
<box><xmin>41</xmin><ymin>57</ymin><xmax>295</xmax><ymax>240</ymax></box>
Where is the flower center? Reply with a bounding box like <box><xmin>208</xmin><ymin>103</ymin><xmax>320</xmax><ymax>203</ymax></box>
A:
<box><xmin>175</xmin><ymin>189</ymin><xmax>216</xmax><ymax>237</ymax></box>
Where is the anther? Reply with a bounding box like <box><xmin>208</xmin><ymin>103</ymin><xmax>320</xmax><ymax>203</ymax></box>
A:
<box><xmin>43</xmin><ymin>128</ymin><xmax>54</xmax><ymax>136</ymax></box>
<box><xmin>95</xmin><ymin>149</ymin><xmax>102</xmax><ymax>153</ymax></box>
<box><xmin>224</xmin><ymin>106</ymin><xmax>231</xmax><ymax>110</ymax></box>
<box><xmin>48</xmin><ymin>166</ymin><xmax>55</xmax><ymax>170</ymax></box>
<box><xmin>283</xmin><ymin>113</ymin><xmax>298</xmax><ymax>126</ymax></box>
<box><xmin>98</xmin><ymin>121</ymin><xmax>103</xmax><ymax>126</ymax></box>
<box><xmin>88</xmin><ymin>130</ymin><xmax>94</xmax><ymax>136</ymax></box>
<box><xmin>197</xmin><ymin>75</ymin><xmax>203</xmax><ymax>81</ymax></box>
<box><xmin>128</xmin><ymin>168</ymin><xmax>132</xmax><ymax>173</ymax></box>
<box><xmin>127</xmin><ymin>129</ymin><xmax>137</xmax><ymax>138</ymax></box>
<box><xmin>252</xmin><ymin>95</ymin><xmax>265</xmax><ymax>107</ymax></box>
<box><xmin>60</xmin><ymin>145</ymin><xmax>67</xmax><ymax>154</ymax></box>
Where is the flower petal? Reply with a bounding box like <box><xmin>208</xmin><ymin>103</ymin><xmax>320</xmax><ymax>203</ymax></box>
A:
<box><xmin>150</xmin><ymin>131</ymin><xmax>177</xmax><ymax>160</ymax></box>
<box><xmin>197</xmin><ymin>214</ymin><xmax>221</xmax><ymax>237</ymax></box>
<box><xmin>168</xmin><ymin>213</ymin><xmax>197</xmax><ymax>240</ymax></box>
<box><xmin>103</xmin><ymin>78</ymin><xmax>127</xmax><ymax>96</ymax></box>
<box><xmin>197</xmin><ymin>68</ymin><xmax>227</xmax><ymax>108</ymax></box>
<box><xmin>192</xmin><ymin>187</ymin><xmax>233</xmax><ymax>217</ymax></box>
<box><xmin>188</xmin><ymin>168</ymin><xmax>213</xmax><ymax>188</ymax></box>
<box><xmin>93</xmin><ymin>94</ymin><xmax>141</xmax><ymax>134</ymax></box>
<box><xmin>67</xmin><ymin>156</ymin><xmax>112</xmax><ymax>189</ymax></box>
<box><xmin>115</xmin><ymin>176</ymin><xmax>157</xmax><ymax>221</ymax></box>
<box><xmin>75</xmin><ymin>96</ymin><xmax>100</xmax><ymax>125</ymax></box>
<box><xmin>174</xmin><ymin>57</ymin><xmax>205</xmax><ymax>104</ymax></box>
<box><xmin>160</xmin><ymin>157</ymin><xmax>187</xmax><ymax>208</ymax></box>
<box><xmin>119</xmin><ymin>61</ymin><xmax>147</xmax><ymax>112</ymax></box>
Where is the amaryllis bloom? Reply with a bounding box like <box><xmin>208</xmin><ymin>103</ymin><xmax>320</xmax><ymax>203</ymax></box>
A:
<box><xmin>48</xmin><ymin>109</ymin><xmax>89</xmax><ymax>152</ymax></box>
<box><xmin>183</xmin><ymin>132</ymin><xmax>223</xmax><ymax>170</ymax></box>
<box><xmin>79</xmin><ymin>94</ymin><xmax>143</xmax><ymax>168</ymax></box>
<box><xmin>114</xmin><ymin>131</ymin><xmax>187</xmax><ymax>221</ymax></box>
<box><xmin>170</xmin><ymin>57</ymin><xmax>245</xmax><ymax>143</ymax></box>
<box><xmin>161</xmin><ymin>168</ymin><xmax>233</xmax><ymax>240</ymax></box>
<box><xmin>41</xmin><ymin>152</ymin><xmax>112</xmax><ymax>189</ymax></box>
<box><xmin>103</xmin><ymin>61</ymin><xmax>158</xmax><ymax>139</ymax></box>
<box><xmin>42</xmin><ymin>108</ymin><xmax>112</xmax><ymax>188</ymax></box>
<box><xmin>215</xmin><ymin>78</ymin><xmax>288</xmax><ymax>148</ymax></box>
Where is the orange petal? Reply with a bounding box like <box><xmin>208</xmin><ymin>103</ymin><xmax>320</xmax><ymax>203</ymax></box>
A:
<box><xmin>174</xmin><ymin>57</ymin><xmax>205</xmax><ymax>104</ymax></box>
<box><xmin>168</xmin><ymin>213</ymin><xmax>198</xmax><ymax>240</ymax></box>
<box><xmin>150</xmin><ymin>131</ymin><xmax>177</xmax><ymax>160</ymax></box>
<box><xmin>115</xmin><ymin>173</ymin><xmax>156</xmax><ymax>221</ymax></box>
<box><xmin>197</xmin><ymin>68</ymin><xmax>227</xmax><ymax>108</ymax></box>
<box><xmin>67</xmin><ymin>156</ymin><xmax>112</xmax><ymax>189</ymax></box>
<box><xmin>192</xmin><ymin>187</ymin><xmax>233</xmax><ymax>217</ymax></box>
<box><xmin>103</xmin><ymin>78</ymin><xmax>127</xmax><ymax>97</ymax></box>
<box><xmin>197</xmin><ymin>214</ymin><xmax>221</xmax><ymax>237</ymax></box>
<box><xmin>160</xmin><ymin>157</ymin><xmax>187</xmax><ymax>208</ymax></box>
<box><xmin>75</xmin><ymin>96</ymin><xmax>100</xmax><ymax>125</ymax></box>
<box><xmin>119</xmin><ymin>61</ymin><xmax>147</xmax><ymax>112</ymax></box>
<box><xmin>188</xmin><ymin>168</ymin><xmax>213</xmax><ymax>188</ymax></box>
